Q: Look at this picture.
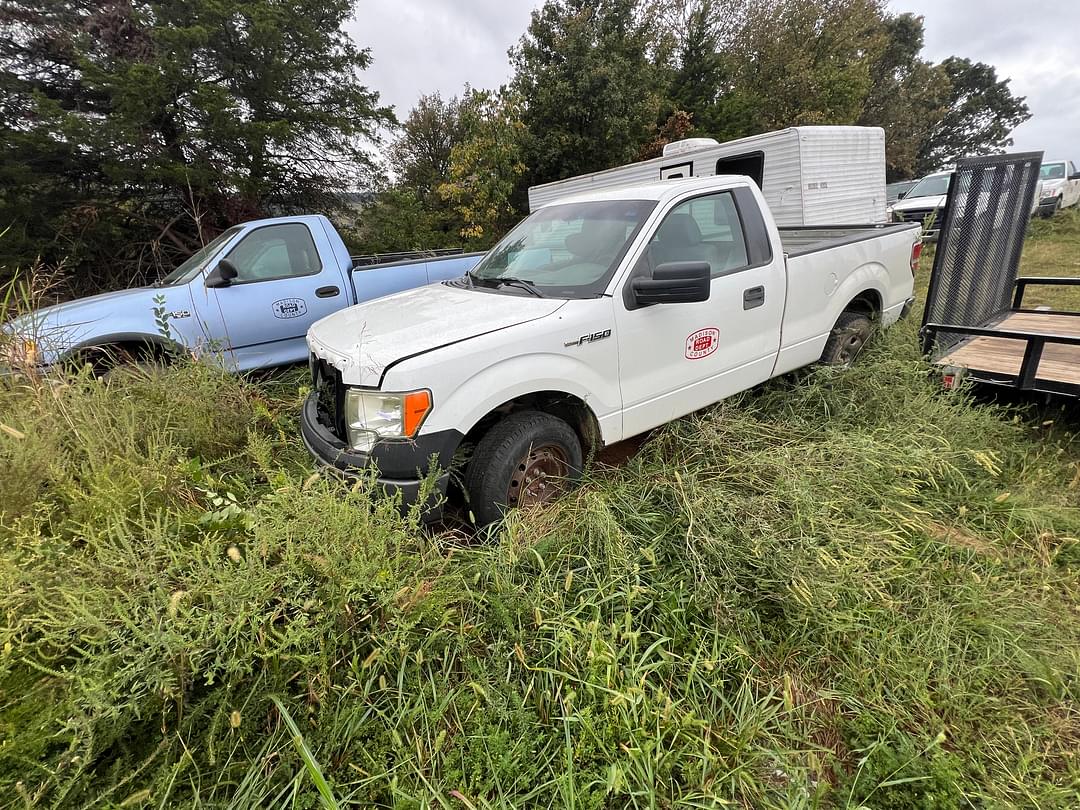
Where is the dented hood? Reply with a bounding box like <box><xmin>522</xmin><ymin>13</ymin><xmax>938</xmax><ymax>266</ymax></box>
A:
<box><xmin>307</xmin><ymin>282</ymin><xmax>566</xmax><ymax>386</ymax></box>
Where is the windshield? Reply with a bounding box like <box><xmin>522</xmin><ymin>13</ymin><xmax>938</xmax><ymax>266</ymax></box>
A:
<box><xmin>1040</xmin><ymin>163</ymin><xmax>1066</xmax><ymax>180</ymax></box>
<box><xmin>905</xmin><ymin>174</ymin><xmax>951</xmax><ymax>199</ymax></box>
<box><xmin>157</xmin><ymin>227</ymin><xmax>241</xmax><ymax>286</ymax></box>
<box><xmin>886</xmin><ymin>181</ymin><xmax>916</xmax><ymax>202</ymax></box>
<box><xmin>469</xmin><ymin>200</ymin><xmax>657</xmax><ymax>297</ymax></box>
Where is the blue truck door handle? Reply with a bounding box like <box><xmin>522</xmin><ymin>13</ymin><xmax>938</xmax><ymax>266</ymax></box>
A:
<box><xmin>315</xmin><ymin>285</ymin><xmax>340</xmax><ymax>299</ymax></box>
<box><xmin>743</xmin><ymin>286</ymin><xmax>765</xmax><ymax>310</ymax></box>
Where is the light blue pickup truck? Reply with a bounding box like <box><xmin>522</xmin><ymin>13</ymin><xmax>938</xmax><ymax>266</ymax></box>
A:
<box><xmin>3</xmin><ymin>215</ymin><xmax>482</xmax><ymax>371</ymax></box>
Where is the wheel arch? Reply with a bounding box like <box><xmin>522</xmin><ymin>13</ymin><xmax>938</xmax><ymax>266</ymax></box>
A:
<box><xmin>64</xmin><ymin>332</ymin><xmax>181</xmax><ymax>371</ymax></box>
<box><xmin>841</xmin><ymin>287</ymin><xmax>883</xmax><ymax>319</ymax></box>
<box><xmin>460</xmin><ymin>390</ymin><xmax>604</xmax><ymax>463</ymax></box>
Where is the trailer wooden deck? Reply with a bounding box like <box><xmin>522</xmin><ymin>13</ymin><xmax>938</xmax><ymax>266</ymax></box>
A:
<box><xmin>936</xmin><ymin>312</ymin><xmax>1080</xmax><ymax>387</ymax></box>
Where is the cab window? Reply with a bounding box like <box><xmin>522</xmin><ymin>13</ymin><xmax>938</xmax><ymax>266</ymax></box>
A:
<box><xmin>226</xmin><ymin>224</ymin><xmax>322</xmax><ymax>282</ymax></box>
<box><xmin>640</xmin><ymin>192</ymin><xmax>749</xmax><ymax>277</ymax></box>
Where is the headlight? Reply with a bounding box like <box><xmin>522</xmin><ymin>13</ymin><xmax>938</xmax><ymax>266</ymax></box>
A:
<box><xmin>344</xmin><ymin>389</ymin><xmax>432</xmax><ymax>452</ymax></box>
<box><xmin>1040</xmin><ymin>188</ymin><xmax>1057</xmax><ymax>199</ymax></box>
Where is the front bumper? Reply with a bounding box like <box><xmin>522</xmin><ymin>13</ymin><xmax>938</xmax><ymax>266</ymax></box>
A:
<box><xmin>1037</xmin><ymin>197</ymin><xmax>1060</xmax><ymax>215</ymax></box>
<box><xmin>300</xmin><ymin>393</ymin><xmax>461</xmax><ymax>521</ymax></box>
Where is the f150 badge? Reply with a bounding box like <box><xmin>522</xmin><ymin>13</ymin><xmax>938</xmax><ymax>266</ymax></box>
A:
<box><xmin>685</xmin><ymin>327</ymin><xmax>719</xmax><ymax>359</ymax></box>
<box><xmin>273</xmin><ymin>298</ymin><xmax>308</xmax><ymax>319</ymax></box>
<box><xmin>565</xmin><ymin>329</ymin><xmax>611</xmax><ymax>347</ymax></box>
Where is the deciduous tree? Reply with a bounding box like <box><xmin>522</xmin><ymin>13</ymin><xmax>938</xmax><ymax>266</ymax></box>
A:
<box><xmin>389</xmin><ymin>92</ymin><xmax>466</xmax><ymax>201</ymax></box>
<box><xmin>511</xmin><ymin>0</ymin><xmax>664</xmax><ymax>187</ymax></box>
<box><xmin>857</xmin><ymin>13</ymin><xmax>950</xmax><ymax>180</ymax></box>
<box><xmin>439</xmin><ymin>89</ymin><xmax>527</xmax><ymax>244</ymax></box>
<box><xmin>914</xmin><ymin>57</ymin><xmax>1030</xmax><ymax>175</ymax></box>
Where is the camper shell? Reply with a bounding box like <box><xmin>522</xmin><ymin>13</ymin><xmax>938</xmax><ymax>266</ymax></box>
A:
<box><xmin>528</xmin><ymin>126</ymin><xmax>887</xmax><ymax>227</ymax></box>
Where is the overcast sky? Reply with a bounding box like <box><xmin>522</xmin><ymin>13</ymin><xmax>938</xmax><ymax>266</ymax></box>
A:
<box><xmin>348</xmin><ymin>0</ymin><xmax>1080</xmax><ymax>166</ymax></box>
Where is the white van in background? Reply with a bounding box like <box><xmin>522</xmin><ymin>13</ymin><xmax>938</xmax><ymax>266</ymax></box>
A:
<box><xmin>528</xmin><ymin>126</ymin><xmax>888</xmax><ymax>226</ymax></box>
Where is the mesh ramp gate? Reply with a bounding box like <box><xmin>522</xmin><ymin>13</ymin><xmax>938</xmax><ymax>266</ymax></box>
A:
<box><xmin>920</xmin><ymin>152</ymin><xmax>1043</xmax><ymax>357</ymax></box>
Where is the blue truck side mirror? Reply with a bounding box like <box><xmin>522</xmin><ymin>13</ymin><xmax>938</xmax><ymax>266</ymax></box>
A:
<box><xmin>205</xmin><ymin>259</ymin><xmax>239</xmax><ymax>288</ymax></box>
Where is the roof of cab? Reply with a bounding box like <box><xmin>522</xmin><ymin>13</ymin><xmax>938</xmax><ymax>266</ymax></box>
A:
<box><xmin>535</xmin><ymin>175</ymin><xmax>748</xmax><ymax>208</ymax></box>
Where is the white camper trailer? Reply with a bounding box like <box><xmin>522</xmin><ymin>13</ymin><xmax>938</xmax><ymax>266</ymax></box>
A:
<box><xmin>527</xmin><ymin>126</ymin><xmax>888</xmax><ymax>226</ymax></box>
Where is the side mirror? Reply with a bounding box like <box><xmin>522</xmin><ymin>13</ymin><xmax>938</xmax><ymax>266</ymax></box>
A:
<box><xmin>1070</xmin><ymin>173</ymin><xmax>1080</xmax><ymax>181</ymax></box>
<box><xmin>897</xmin><ymin>191</ymin><xmax>908</xmax><ymax>199</ymax></box>
<box><xmin>631</xmin><ymin>261</ymin><xmax>711</xmax><ymax>307</ymax></box>
<box><xmin>205</xmin><ymin>259</ymin><xmax>239</xmax><ymax>288</ymax></box>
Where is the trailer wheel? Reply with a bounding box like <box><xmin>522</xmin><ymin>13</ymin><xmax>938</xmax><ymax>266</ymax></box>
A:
<box><xmin>821</xmin><ymin>311</ymin><xmax>874</xmax><ymax>367</ymax></box>
<box><xmin>464</xmin><ymin>410</ymin><xmax>583</xmax><ymax>526</ymax></box>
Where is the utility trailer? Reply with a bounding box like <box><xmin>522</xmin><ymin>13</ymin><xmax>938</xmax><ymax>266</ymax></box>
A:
<box><xmin>921</xmin><ymin>152</ymin><xmax>1080</xmax><ymax>398</ymax></box>
<box><xmin>528</xmin><ymin>126</ymin><xmax>888</xmax><ymax>227</ymax></box>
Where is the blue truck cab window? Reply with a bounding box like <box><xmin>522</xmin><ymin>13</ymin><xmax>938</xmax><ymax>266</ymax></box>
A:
<box><xmin>226</xmin><ymin>223</ymin><xmax>322</xmax><ymax>282</ymax></box>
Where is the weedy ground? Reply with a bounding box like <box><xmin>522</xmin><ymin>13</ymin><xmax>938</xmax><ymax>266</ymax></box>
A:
<box><xmin>1</xmin><ymin>210</ymin><xmax>1079</xmax><ymax>809</ymax></box>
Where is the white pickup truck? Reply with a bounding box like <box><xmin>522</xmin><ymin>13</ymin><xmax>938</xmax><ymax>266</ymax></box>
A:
<box><xmin>303</xmin><ymin>176</ymin><xmax>921</xmax><ymax>524</ymax></box>
<box><xmin>1037</xmin><ymin>159</ymin><xmax>1080</xmax><ymax>216</ymax></box>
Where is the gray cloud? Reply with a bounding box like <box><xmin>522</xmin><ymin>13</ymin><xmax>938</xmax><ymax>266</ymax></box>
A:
<box><xmin>350</xmin><ymin>0</ymin><xmax>1080</xmax><ymax>163</ymax></box>
<box><xmin>346</xmin><ymin>0</ymin><xmax>536</xmax><ymax>119</ymax></box>
<box><xmin>891</xmin><ymin>0</ymin><xmax>1079</xmax><ymax>161</ymax></box>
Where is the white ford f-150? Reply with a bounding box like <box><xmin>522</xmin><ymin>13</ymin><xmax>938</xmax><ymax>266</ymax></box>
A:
<box><xmin>303</xmin><ymin>175</ymin><xmax>921</xmax><ymax>524</ymax></box>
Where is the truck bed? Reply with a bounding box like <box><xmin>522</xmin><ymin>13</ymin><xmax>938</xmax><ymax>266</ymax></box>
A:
<box><xmin>779</xmin><ymin>223</ymin><xmax>919</xmax><ymax>257</ymax></box>
<box><xmin>936</xmin><ymin>312</ymin><xmax>1080</xmax><ymax>387</ymax></box>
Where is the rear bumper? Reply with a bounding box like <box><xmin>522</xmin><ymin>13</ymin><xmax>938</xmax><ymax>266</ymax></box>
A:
<box><xmin>300</xmin><ymin>393</ymin><xmax>460</xmax><ymax>521</ymax></box>
<box><xmin>900</xmin><ymin>297</ymin><xmax>915</xmax><ymax>320</ymax></box>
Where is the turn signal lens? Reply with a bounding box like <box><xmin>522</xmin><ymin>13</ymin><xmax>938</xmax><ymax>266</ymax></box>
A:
<box><xmin>402</xmin><ymin>390</ymin><xmax>432</xmax><ymax>437</ymax></box>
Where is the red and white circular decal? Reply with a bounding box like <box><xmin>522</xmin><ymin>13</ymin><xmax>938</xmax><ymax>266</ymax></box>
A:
<box><xmin>685</xmin><ymin>327</ymin><xmax>719</xmax><ymax>360</ymax></box>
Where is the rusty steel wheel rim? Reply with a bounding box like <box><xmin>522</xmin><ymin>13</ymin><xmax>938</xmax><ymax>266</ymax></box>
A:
<box><xmin>508</xmin><ymin>443</ymin><xmax>570</xmax><ymax>508</ymax></box>
<box><xmin>839</xmin><ymin>331</ymin><xmax>864</xmax><ymax>364</ymax></box>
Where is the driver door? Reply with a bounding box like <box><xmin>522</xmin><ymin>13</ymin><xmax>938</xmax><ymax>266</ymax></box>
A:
<box><xmin>206</xmin><ymin>221</ymin><xmax>346</xmax><ymax>368</ymax></box>
<box><xmin>614</xmin><ymin>188</ymin><xmax>785</xmax><ymax>438</ymax></box>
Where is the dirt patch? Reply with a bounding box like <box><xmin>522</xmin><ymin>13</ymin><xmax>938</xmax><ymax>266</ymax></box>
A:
<box><xmin>595</xmin><ymin>432</ymin><xmax>651</xmax><ymax>468</ymax></box>
<box><xmin>926</xmin><ymin>521</ymin><xmax>1004</xmax><ymax>561</ymax></box>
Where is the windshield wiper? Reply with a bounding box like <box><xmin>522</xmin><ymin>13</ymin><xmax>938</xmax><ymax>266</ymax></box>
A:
<box><xmin>495</xmin><ymin>277</ymin><xmax>544</xmax><ymax>297</ymax></box>
<box><xmin>468</xmin><ymin>273</ymin><xmax>544</xmax><ymax>297</ymax></box>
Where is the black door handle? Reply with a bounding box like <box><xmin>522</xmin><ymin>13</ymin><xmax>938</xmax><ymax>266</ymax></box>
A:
<box><xmin>315</xmin><ymin>285</ymin><xmax>340</xmax><ymax>299</ymax></box>
<box><xmin>743</xmin><ymin>286</ymin><xmax>765</xmax><ymax>310</ymax></box>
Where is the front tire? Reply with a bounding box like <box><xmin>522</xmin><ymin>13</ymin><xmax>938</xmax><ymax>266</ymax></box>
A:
<box><xmin>464</xmin><ymin>410</ymin><xmax>583</xmax><ymax>526</ymax></box>
<box><xmin>820</xmin><ymin>311</ymin><xmax>874</xmax><ymax>367</ymax></box>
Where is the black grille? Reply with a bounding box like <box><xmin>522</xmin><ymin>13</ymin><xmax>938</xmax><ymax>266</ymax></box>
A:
<box><xmin>311</xmin><ymin>355</ymin><xmax>346</xmax><ymax>440</ymax></box>
<box><xmin>893</xmin><ymin>207</ymin><xmax>939</xmax><ymax>224</ymax></box>
<box><xmin>921</xmin><ymin>152</ymin><xmax>1043</xmax><ymax>357</ymax></box>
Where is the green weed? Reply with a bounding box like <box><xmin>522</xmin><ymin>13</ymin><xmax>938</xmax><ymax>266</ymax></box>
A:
<box><xmin>1</xmin><ymin>236</ymin><xmax>1079</xmax><ymax>807</ymax></box>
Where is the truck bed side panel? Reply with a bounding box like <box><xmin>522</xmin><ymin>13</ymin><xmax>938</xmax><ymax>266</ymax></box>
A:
<box><xmin>347</xmin><ymin>254</ymin><xmax>483</xmax><ymax>305</ymax></box>
<box><xmin>776</xmin><ymin>228</ymin><xmax>917</xmax><ymax>374</ymax></box>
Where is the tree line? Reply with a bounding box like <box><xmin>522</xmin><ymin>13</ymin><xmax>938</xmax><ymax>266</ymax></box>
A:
<box><xmin>0</xmin><ymin>0</ymin><xmax>1029</xmax><ymax>292</ymax></box>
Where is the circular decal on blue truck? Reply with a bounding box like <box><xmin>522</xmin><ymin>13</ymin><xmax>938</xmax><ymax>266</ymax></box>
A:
<box><xmin>272</xmin><ymin>298</ymin><xmax>308</xmax><ymax>319</ymax></box>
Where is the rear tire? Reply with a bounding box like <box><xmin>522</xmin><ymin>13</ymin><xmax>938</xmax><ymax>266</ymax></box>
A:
<box><xmin>820</xmin><ymin>311</ymin><xmax>874</xmax><ymax>367</ymax></box>
<box><xmin>464</xmin><ymin>410</ymin><xmax>583</xmax><ymax>527</ymax></box>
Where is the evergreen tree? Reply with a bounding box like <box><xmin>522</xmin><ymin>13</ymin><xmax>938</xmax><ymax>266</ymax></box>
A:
<box><xmin>0</xmin><ymin>0</ymin><xmax>391</xmax><ymax>287</ymax></box>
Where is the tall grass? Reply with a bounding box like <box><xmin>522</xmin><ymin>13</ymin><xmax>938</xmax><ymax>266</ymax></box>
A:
<box><xmin>1</xmin><ymin>323</ymin><xmax>1079</xmax><ymax>806</ymax></box>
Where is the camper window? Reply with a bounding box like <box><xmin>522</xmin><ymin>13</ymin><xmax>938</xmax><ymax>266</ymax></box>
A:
<box><xmin>715</xmin><ymin>151</ymin><xmax>765</xmax><ymax>189</ymax></box>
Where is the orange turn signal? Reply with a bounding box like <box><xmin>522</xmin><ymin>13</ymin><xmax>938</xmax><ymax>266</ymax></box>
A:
<box><xmin>402</xmin><ymin>390</ymin><xmax>432</xmax><ymax>437</ymax></box>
